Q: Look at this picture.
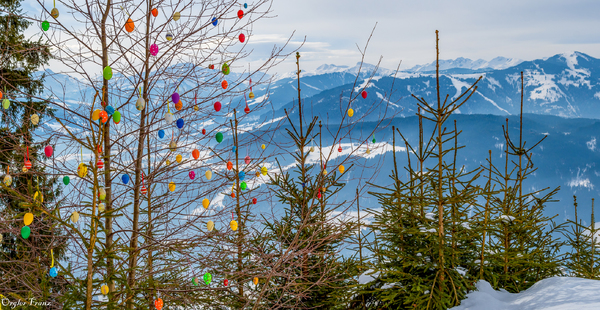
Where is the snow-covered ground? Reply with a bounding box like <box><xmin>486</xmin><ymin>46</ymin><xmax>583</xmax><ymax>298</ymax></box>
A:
<box><xmin>451</xmin><ymin>277</ymin><xmax>600</xmax><ymax>310</ymax></box>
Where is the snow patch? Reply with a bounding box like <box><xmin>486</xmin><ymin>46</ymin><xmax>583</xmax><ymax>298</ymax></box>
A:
<box><xmin>587</xmin><ymin>137</ymin><xmax>596</xmax><ymax>151</ymax></box>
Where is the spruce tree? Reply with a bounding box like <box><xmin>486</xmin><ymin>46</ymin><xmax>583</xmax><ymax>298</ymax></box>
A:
<box><xmin>563</xmin><ymin>196</ymin><xmax>600</xmax><ymax>279</ymax></box>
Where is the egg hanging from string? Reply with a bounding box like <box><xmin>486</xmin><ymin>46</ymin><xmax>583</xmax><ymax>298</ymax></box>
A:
<box><xmin>77</xmin><ymin>163</ymin><xmax>87</xmax><ymax>178</ymax></box>
<box><xmin>105</xmin><ymin>105</ymin><xmax>114</xmax><ymax>115</ymax></box>
<box><xmin>239</xmin><ymin>33</ymin><xmax>245</xmax><ymax>43</ymax></box>
<box><xmin>51</xmin><ymin>8</ymin><xmax>59</xmax><ymax>18</ymax></box>
<box><xmin>98</xmin><ymin>187</ymin><xmax>106</xmax><ymax>200</ymax></box>
<box><xmin>252</xmin><ymin>198</ymin><xmax>257</xmax><ymax>204</ymax></box>
<box><xmin>113</xmin><ymin>110</ymin><xmax>121</xmax><ymax>124</ymax></box>
<box><xmin>211</xmin><ymin>17</ymin><xmax>218</xmax><ymax>26</ymax></box>
<box><xmin>101</xmin><ymin>285</ymin><xmax>109</xmax><ymax>295</ymax></box>
<box><xmin>238</xmin><ymin>171</ymin><xmax>245</xmax><ymax>181</ymax></box>
<box><xmin>253</xmin><ymin>277</ymin><xmax>258</xmax><ymax>285</ymax></box>
<box><xmin>42</xmin><ymin>20</ymin><xmax>49</xmax><ymax>31</ymax></box>
<box><xmin>222</xmin><ymin>63</ymin><xmax>230</xmax><ymax>75</ymax></box>
<box><xmin>44</xmin><ymin>145</ymin><xmax>53</xmax><ymax>157</ymax></box>
<box><xmin>136</xmin><ymin>97</ymin><xmax>145</xmax><ymax>111</ymax></box>
<box><xmin>261</xmin><ymin>166</ymin><xmax>268</xmax><ymax>175</ymax></box>
<box><xmin>244</xmin><ymin>105</ymin><xmax>250</xmax><ymax>114</ymax></box>
<box><xmin>237</xmin><ymin>10</ymin><xmax>244</xmax><ymax>18</ymax></box>
<box><xmin>224</xmin><ymin>279</ymin><xmax>229</xmax><ymax>286</ymax></box>
<box><xmin>175</xmin><ymin>99</ymin><xmax>182</xmax><ymax>110</ymax></box>
<box><xmin>169</xmin><ymin>140</ymin><xmax>177</xmax><ymax>151</ymax></box>
<box><xmin>92</xmin><ymin>110</ymin><xmax>101</xmax><ymax>121</ymax></box>
<box><xmin>232</xmin><ymin>146</ymin><xmax>236</xmax><ymax>153</ymax></box>
<box><xmin>125</xmin><ymin>18</ymin><xmax>134</xmax><ymax>32</ymax></box>
<box><xmin>173</xmin><ymin>12</ymin><xmax>181</xmax><ymax>21</ymax></box>
<box><xmin>244</xmin><ymin>3</ymin><xmax>248</xmax><ymax>8</ymax></box>
<box><xmin>339</xmin><ymin>165</ymin><xmax>345</xmax><ymax>174</ymax></box>
<box><xmin>230</xmin><ymin>220</ymin><xmax>238</xmax><ymax>231</ymax></box>
<box><xmin>172</xmin><ymin>92</ymin><xmax>180</xmax><ymax>104</ymax></box>
<box><xmin>216</xmin><ymin>132</ymin><xmax>223</xmax><ymax>143</ymax></box>
<box><xmin>221</xmin><ymin>80</ymin><xmax>228</xmax><ymax>89</ymax></box>
<box><xmin>2</xmin><ymin>98</ymin><xmax>9</xmax><ymax>110</ymax></box>
<box><xmin>227</xmin><ymin>161</ymin><xmax>233</xmax><ymax>170</ymax></box>
<box><xmin>31</xmin><ymin>114</ymin><xmax>40</xmax><ymax>125</ymax></box>
<box><xmin>168</xmin><ymin>182</ymin><xmax>176</xmax><ymax>192</ymax></box>
<box><xmin>24</xmin><ymin>212</ymin><xmax>34</xmax><ymax>226</ymax></box>
<box><xmin>103</xmin><ymin>66</ymin><xmax>112</xmax><ymax>80</ymax></box>
<box><xmin>202</xmin><ymin>128</ymin><xmax>206</xmax><ymax>135</ymax></box>
<box><xmin>261</xmin><ymin>144</ymin><xmax>266</xmax><ymax>150</ymax></box>
<box><xmin>166</xmin><ymin>33</ymin><xmax>173</xmax><ymax>41</ymax></box>
<box><xmin>49</xmin><ymin>266</ymin><xmax>57</xmax><ymax>277</ymax></box>
<box><xmin>249</xmin><ymin>92</ymin><xmax>255</xmax><ymax>99</ymax></box>
<box><xmin>348</xmin><ymin>108</ymin><xmax>354</xmax><ymax>117</ymax></box>
<box><xmin>164</xmin><ymin>112</ymin><xmax>174</xmax><ymax>124</ymax></box>
<box><xmin>158</xmin><ymin>129</ymin><xmax>165</xmax><ymax>139</ymax></box>
<box><xmin>122</xmin><ymin>174</ymin><xmax>130</xmax><ymax>184</ymax></box>
<box><xmin>141</xmin><ymin>185</ymin><xmax>147</xmax><ymax>195</ymax></box>
<box><xmin>97</xmin><ymin>158</ymin><xmax>104</xmax><ymax>169</ymax></box>
<box><xmin>21</xmin><ymin>226</ymin><xmax>31</xmax><ymax>239</ymax></box>
<box><xmin>240</xmin><ymin>181</ymin><xmax>247</xmax><ymax>190</ymax></box>
<box><xmin>150</xmin><ymin>44</ymin><xmax>159</xmax><ymax>56</ymax></box>
<box><xmin>207</xmin><ymin>220</ymin><xmax>214</xmax><ymax>231</ymax></box>
<box><xmin>205</xmin><ymin>170</ymin><xmax>212</xmax><ymax>180</ymax></box>
<box><xmin>202</xmin><ymin>198</ymin><xmax>210</xmax><ymax>209</ymax></box>
<box><xmin>71</xmin><ymin>211</ymin><xmax>79</xmax><ymax>223</ymax></box>
<box><xmin>176</xmin><ymin>118</ymin><xmax>184</xmax><ymax>129</ymax></box>
<box><xmin>99</xmin><ymin>110</ymin><xmax>108</xmax><ymax>123</ymax></box>
<box><xmin>192</xmin><ymin>149</ymin><xmax>200</xmax><ymax>159</ymax></box>
<box><xmin>63</xmin><ymin>176</ymin><xmax>70</xmax><ymax>185</ymax></box>
<box><xmin>151</xmin><ymin>8</ymin><xmax>158</xmax><ymax>17</ymax></box>
<box><xmin>204</xmin><ymin>272</ymin><xmax>212</xmax><ymax>284</ymax></box>
<box><xmin>244</xmin><ymin>156</ymin><xmax>250</xmax><ymax>164</ymax></box>
<box><xmin>155</xmin><ymin>298</ymin><xmax>163</xmax><ymax>310</ymax></box>
<box><xmin>361</xmin><ymin>90</ymin><xmax>367</xmax><ymax>99</ymax></box>
<box><xmin>98</xmin><ymin>202</ymin><xmax>105</xmax><ymax>212</ymax></box>
<box><xmin>176</xmin><ymin>154</ymin><xmax>182</xmax><ymax>163</ymax></box>
<box><xmin>214</xmin><ymin>101</ymin><xmax>221</xmax><ymax>111</ymax></box>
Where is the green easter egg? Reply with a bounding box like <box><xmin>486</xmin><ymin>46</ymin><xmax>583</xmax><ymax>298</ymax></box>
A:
<box><xmin>2</xmin><ymin>99</ymin><xmax>9</xmax><ymax>109</ymax></box>
<box><xmin>241</xmin><ymin>181</ymin><xmax>247</xmax><ymax>190</ymax></box>
<box><xmin>204</xmin><ymin>272</ymin><xmax>212</xmax><ymax>285</ymax></box>
<box><xmin>42</xmin><ymin>20</ymin><xmax>50</xmax><ymax>31</ymax></box>
<box><xmin>113</xmin><ymin>110</ymin><xmax>121</xmax><ymax>123</ymax></box>
<box><xmin>215</xmin><ymin>132</ymin><xmax>223</xmax><ymax>143</ymax></box>
<box><xmin>222</xmin><ymin>63</ymin><xmax>230</xmax><ymax>75</ymax></box>
<box><xmin>21</xmin><ymin>226</ymin><xmax>31</xmax><ymax>239</ymax></box>
<box><xmin>63</xmin><ymin>176</ymin><xmax>70</xmax><ymax>185</ymax></box>
<box><xmin>103</xmin><ymin>66</ymin><xmax>113</xmax><ymax>80</ymax></box>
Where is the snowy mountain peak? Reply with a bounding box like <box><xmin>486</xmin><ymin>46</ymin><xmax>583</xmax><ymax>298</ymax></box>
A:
<box><xmin>315</xmin><ymin>64</ymin><xmax>349</xmax><ymax>74</ymax></box>
<box><xmin>407</xmin><ymin>56</ymin><xmax>524</xmax><ymax>72</ymax></box>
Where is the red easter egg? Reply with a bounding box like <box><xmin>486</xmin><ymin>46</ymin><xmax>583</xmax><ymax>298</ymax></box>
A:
<box><xmin>227</xmin><ymin>161</ymin><xmax>233</xmax><ymax>170</ymax></box>
<box><xmin>154</xmin><ymin>298</ymin><xmax>163</xmax><ymax>310</ymax></box>
<box><xmin>97</xmin><ymin>144</ymin><xmax>102</xmax><ymax>154</ymax></box>
<box><xmin>151</xmin><ymin>8</ymin><xmax>158</xmax><ymax>17</ymax></box>
<box><xmin>239</xmin><ymin>33</ymin><xmax>245</xmax><ymax>43</ymax></box>
<box><xmin>44</xmin><ymin>145</ymin><xmax>53</xmax><ymax>157</ymax></box>
<box><xmin>244</xmin><ymin>106</ymin><xmax>250</xmax><ymax>114</ymax></box>
<box><xmin>231</xmin><ymin>192</ymin><xmax>235</xmax><ymax>198</ymax></box>
<box><xmin>99</xmin><ymin>111</ymin><xmax>108</xmax><ymax>123</ymax></box>
<box><xmin>361</xmin><ymin>90</ymin><xmax>367</xmax><ymax>99</ymax></box>
<box><xmin>141</xmin><ymin>185</ymin><xmax>147</xmax><ymax>195</ymax></box>
<box><xmin>209</xmin><ymin>64</ymin><xmax>215</xmax><ymax>69</ymax></box>
<box><xmin>224</xmin><ymin>279</ymin><xmax>229</xmax><ymax>286</ymax></box>
<box><xmin>214</xmin><ymin>101</ymin><xmax>221</xmax><ymax>111</ymax></box>
<box><xmin>192</xmin><ymin>149</ymin><xmax>200</xmax><ymax>159</ymax></box>
<box><xmin>202</xmin><ymin>128</ymin><xmax>206</xmax><ymax>135</ymax></box>
<box><xmin>221</xmin><ymin>80</ymin><xmax>228</xmax><ymax>89</ymax></box>
<box><xmin>244</xmin><ymin>156</ymin><xmax>250</xmax><ymax>164</ymax></box>
<box><xmin>317</xmin><ymin>191</ymin><xmax>322</xmax><ymax>199</ymax></box>
<box><xmin>252</xmin><ymin>198</ymin><xmax>257</xmax><ymax>204</ymax></box>
<box><xmin>24</xmin><ymin>160</ymin><xmax>32</xmax><ymax>170</ymax></box>
<box><xmin>338</xmin><ymin>146</ymin><xmax>342</xmax><ymax>152</ymax></box>
<box><xmin>237</xmin><ymin>10</ymin><xmax>243</xmax><ymax>18</ymax></box>
<box><xmin>97</xmin><ymin>159</ymin><xmax>104</xmax><ymax>169</ymax></box>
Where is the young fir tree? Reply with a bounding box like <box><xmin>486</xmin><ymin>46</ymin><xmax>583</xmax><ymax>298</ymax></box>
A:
<box><xmin>0</xmin><ymin>0</ymin><xmax>65</xmax><ymax>303</ymax></box>
<box><xmin>364</xmin><ymin>31</ymin><xmax>483</xmax><ymax>309</ymax></box>
<box><xmin>474</xmin><ymin>72</ymin><xmax>564</xmax><ymax>293</ymax></box>
<box><xmin>563</xmin><ymin>196</ymin><xmax>600</xmax><ymax>279</ymax></box>
<box><xmin>260</xmin><ymin>52</ymin><xmax>356</xmax><ymax>309</ymax></box>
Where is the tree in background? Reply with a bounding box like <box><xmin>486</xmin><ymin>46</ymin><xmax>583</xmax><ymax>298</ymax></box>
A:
<box><xmin>563</xmin><ymin>196</ymin><xmax>600</xmax><ymax>279</ymax></box>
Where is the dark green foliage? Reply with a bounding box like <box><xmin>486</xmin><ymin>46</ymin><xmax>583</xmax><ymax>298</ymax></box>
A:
<box><xmin>563</xmin><ymin>196</ymin><xmax>600</xmax><ymax>279</ymax></box>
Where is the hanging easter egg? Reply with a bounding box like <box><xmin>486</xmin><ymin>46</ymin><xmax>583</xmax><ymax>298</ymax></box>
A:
<box><xmin>204</xmin><ymin>272</ymin><xmax>212</xmax><ymax>284</ymax></box>
<box><xmin>244</xmin><ymin>106</ymin><xmax>250</xmax><ymax>114</ymax></box>
<box><xmin>207</xmin><ymin>220</ymin><xmax>214</xmax><ymax>231</ymax></box>
<box><xmin>339</xmin><ymin>165</ymin><xmax>345</xmax><ymax>174</ymax></box>
<box><xmin>176</xmin><ymin>154</ymin><xmax>182</xmax><ymax>163</ymax></box>
<box><xmin>261</xmin><ymin>144</ymin><xmax>265</xmax><ymax>150</ymax></box>
<box><xmin>122</xmin><ymin>174</ymin><xmax>130</xmax><ymax>184</ymax></box>
<box><xmin>175</xmin><ymin>100</ymin><xmax>182</xmax><ymax>110</ymax></box>
<box><xmin>78</xmin><ymin>163</ymin><xmax>87</xmax><ymax>178</ymax></box>
<box><xmin>348</xmin><ymin>108</ymin><xmax>354</xmax><ymax>117</ymax></box>
<box><xmin>125</xmin><ymin>18</ymin><xmax>135</xmax><ymax>32</ymax></box>
<box><xmin>244</xmin><ymin>3</ymin><xmax>248</xmax><ymax>8</ymax></box>
<box><xmin>98</xmin><ymin>202</ymin><xmax>105</xmax><ymax>212</ymax></box>
<box><xmin>372</xmin><ymin>137</ymin><xmax>376</xmax><ymax>143</ymax></box>
<box><xmin>113</xmin><ymin>110</ymin><xmax>121</xmax><ymax>124</ymax></box>
<box><xmin>253</xmin><ymin>277</ymin><xmax>258</xmax><ymax>285</ymax></box>
<box><xmin>252</xmin><ymin>197</ymin><xmax>257</xmax><ymax>204</ymax></box>
<box><xmin>192</xmin><ymin>277</ymin><xmax>198</xmax><ymax>286</ymax></box>
<box><xmin>227</xmin><ymin>161</ymin><xmax>233</xmax><ymax>170</ymax></box>
<box><xmin>141</xmin><ymin>185</ymin><xmax>147</xmax><ymax>195</ymax></box>
<box><xmin>165</xmin><ymin>112</ymin><xmax>174</xmax><ymax>124</ymax></box>
<box><xmin>42</xmin><ymin>20</ymin><xmax>50</xmax><ymax>31</ymax></box>
<box><xmin>24</xmin><ymin>213</ymin><xmax>34</xmax><ymax>226</ymax></box>
<box><xmin>22</xmin><ymin>166</ymin><xmax>28</xmax><ymax>173</ymax></box>
<box><xmin>209</xmin><ymin>64</ymin><xmax>215</xmax><ymax>70</ymax></box>
<box><xmin>158</xmin><ymin>129</ymin><xmax>165</xmax><ymax>139</ymax></box>
<box><xmin>21</xmin><ymin>226</ymin><xmax>31</xmax><ymax>239</ymax></box>
<box><xmin>244</xmin><ymin>156</ymin><xmax>251</xmax><ymax>165</ymax></box>
<box><xmin>224</xmin><ymin>279</ymin><xmax>229</xmax><ymax>286</ymax></box>
<box><xmin>155</xmin><ymin>298</ymin><xmax>163</xmax><ymax>310</ymax></box>
<box><xmin>49</xmin><ymin>266</ymin><xmax>57</xmax><ymax>277</ymax></box>
<box><xmin>261</xmin><ymin>166</ymin><xmax>267</xmax><ymax>175</ymax></box>
<box><xmin>29</xmin><ymin>114</ymin><xmax>40</xmax><ymax>127</ymax></box>
<box><xmin>361</xmin><ymin>90</ymin><xmax>367</xmax><ymax>99</ymax></box>
<box><xmin>63</xmin><ymin>176</ymin><xmax>70</xmax><ymax>185</ymax></box>
<box><xmin>136</xmin><ymin>97</ymin><xmax>145</xmax><ymax>111</ymax></box>
<box><xmin>98</xmin><ymin>187</ymin><xmax>106</xmax><ymax>200</ymax></box>
<box><xmin>103</xmin><ymin>66</ymin><xmax>112</xmax><ymax>80</ymax></box>
<box><xmin>194</xmin><ymin>105</ymin><xmax>199</xmax><ymax>111</ymax></box>
<box><xmin>248</xmin><ymin>93</ymin><xmax>255</xmax><ymax>100</ymax></box>
<box><xmin>241</xmin><ymin>181</ymin><xmax>247</xmax><ymax>190</ymax></box>
<box><xmin>166</xmin><ymin>159</ymin><xmax>171</xmax><ymax>165</ymax></box>
<box><xmin>317</xmin><ymin>191</ymin><xmax>322</xmax><ymax>199</ymax></box>
<box><xmin>173</xmin><ymin>12</ymin><xmax>181</xmax><ymax>21</ymax></box>
<box><xmin>101</xmin><ymin>285</ymin><xmax>109</xmax><ymax>295</ymax></box>
<box><xmin>151</xmin><ymin>8</ymin><xmax>158</xmax><ymax>17</ymax></box>
<box><xmin>238</xmin><ymin>171</ymin><xmax>245</xmax><ymax>181</ymax></box>
<box><xmin>166</xmin><ymin>33</ymin><xmax>173</xmax><ymax>41</ymax></box>
<box><xmin>97</xmin><ymin>158</ymin><xmax>104</xmax><ymax>169</ymax></box>
<box><xmin>202</xmin><ymin>198</ymin><xmax>209</xmax><ymax>209</ymax></box>
<box><xmin>172</xmin><ymin>92</ymin><xmax>180</xmax><ymax>104</ymax></box>
<box><xmin>239</xmin><ymin>33</ymin><xmax>245</xmax><ymax>43</ymax></box>
<box><xmin>2</xmin><ymin>98</ymin><xmax>9</xmax><ymax>110</ymax></box>
<box><xmin>99</xmin><ymin>110</ymin><xmax>108</xmax><ymax>123</ymax></box>
<box><xmin>192</xmin><ymin>149</ymin><xmax>200</xmax><ymax>159</ymax></box>
<box><xmin>338</xmin><ymin>145</ymin><xmax>342</xmax><ymax>152</ymax></box>
<box><xmin>105</xmin><ymin>105</ymin><xmax>115</xmax><ymax>115</ymax></box>
<box><xmin>222</xmin><ymin>63</ymin><xmax>230</xmax><ymax>75</ymax></box>
<box><xmin>255</xmin><ymin>171</ymin><xmax>260</xmax><ymax>177</ymax></box>
<box><xmin>323</xmin><ymin>169</ymin><xmax>327</xmax><ymax>175</ymax></box>
<box><xmin>150</xmin><ymin>44</ymin><xmax>159</xmax><ymax>56</ymax></box>
<box><xmin>168</xmin><ymin>182</ymin><xmax>176</xmax><ymax>192</ymax></box>
<box><xmin>221</xmin><ymin>80</ymin><xmax>228</xmax><ymax>89</ymax></box>
<box><xmin>44</xmin><ymin>145</ymin><xmax>53</xmax><ymax>158</ymax></box>
<box><xmin>230</xmin><ymin>220</ymin><xmax>238</xmax><ymax>231</ymax></box>
<box><xmin>205</xmin><ymin>170</ymin><xmax>212</xmax><ymax>180</ymax></box>
<box><xmin>211</xmin><ymin>17</ymin><xmax>218</xmax><ymax>26</ymax></box>
<box><xmin>176</xmin><ymin>118</ymin><xmax>184</xmax><ymax>129</ymax></box>
<box><xmin>237</xmin><ymin>10</ymin><xmax>244</xmax><ymax>18</ymax></box>
<box><xmin>232</xmin><ymin>146</ymin><xmax>237</xmax><ymax>153</ymax></box>
<box><xmin>202</xmin><ymin>128</ymin><xmax>206</xmax><ymax>135</ymax></box>
<box><xmin>216</xmin><ymin>132</ymin><xmax>223</xmax><ymax>143</ymax></box>
<box><xmin>71</xmin><ymin>211</ymin><xmax>79</xmax><ymax>223</ymax></box>
<box><xmin>366</xmin><ymin>148</ymin><xmax>371</xmax><ymax>154</ymax></box>
<box><xmin>214</xmin><ymin>101</ymin><xmax>221</xmax><ymax>111</ymax></box>
<box><xmin>310</xmin><ymin>146</ymin><xmax>315</xmax><ymax>152</ymax></box>
<box><xmin>51</xmin><ymin>8</ymin><xmax>59</xmax><ymax>18</ymax></box>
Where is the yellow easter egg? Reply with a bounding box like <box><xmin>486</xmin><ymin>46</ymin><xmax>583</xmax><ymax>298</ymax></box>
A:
<box><xmin>31</xmin><ymin>114</ymin><xmax>40</xmax><ymax>125</ymax></box>
<box><xmin>71</xmin><ymin>211</ymin><xmax>79</xmax><ymax>223</ymax></box>
<box><xmin>98</xmin><ymin>203</ymin><xmax>105</xmax><ymax>212</ymax></box>
<box><xmin>176</xmin><ymin>154</ymin><xmax>182</xmax><ymax>163</ymax></box>
<box><xmin>202</xmin><ymin>198</ymin><xmax>210</xmax><ymax>209</ymax></box>
<box><xmin>101</xmin><ymin>285</ymin><xmax>109</xmax><ymax>295</ymax></box>
<box><xmin>194</xmin><ymin>105</ymin><xmax>199</xmax><ymax>111</ymax></box>
<box><xmin>230</xmin><ymin>220</ymin><xmax>238</xmax><ymax>231</ymax></box>
<box><xmin>207</xmin><ymin>220</ymin><xmax>214</xmax><ymax>231</ymax></box>
<box><xmin>168</xmin><ymin>181</ymin><xmax>176</xmax><ymax>192</ymax></box>
<box><xmin>77</xmin><ymin>163</ymin><xmax>87</xmax><ymax>178</ymax></box>
<box><xmin>169</xmin><ymin>140</ymin><xmax>177</xmax><ymax>151</ymax></box>
<box><xmin>33</xmin><ymin>190</ymin><xmax>43</xmax><ymax>203</ymax></box>
<box><xmin>261</xmin><ymin>166</ymin><xmax>268</xmax><ymax>176</ymax></box>
<box><xmin>339</xmin><ymin>165</ymin><xmax>345</xmax><ymax>174</ymax></box>
<box><xmin>253</xmin><ymin>277</ymin><xmax>259</xmax><ymax>285</ymax></box>
<box><xmin>366</xmin><ymin>148</ymin><xmax>371</xmax><ymax>154</ymax></box>
<box><xmin>92</xmin><ymin>109</ymin><xmax>101</xmax><ymax>121</ymax></box>
<box><xmin>261</xmin><ymin>144</ymin><xmax>265</xmax><ymax>150</ymax></box>
<box><xmin>323</xmin><ymin>169</ymin><xmax>327</xmax><ymax>175</ymax></box>
<box><xmin>348</xmin><ymin>108</ymin><xmax>354</xmax><ymax>117</ymax></box>
<box><xmin>166</xmin><ymin>159</ymin><xmax>171</xmax><ymax>165</ymax></box>
<box><xmin>205</xmin><ymin>170</ymin><xmax>212</xmax><ymax>180</ymax></box>
<box><xmin>3</xmin><ymin>174</ymin><xmax>12</xmax><ymax>186</ymax></box>
<box><xmin>249</xmin><ymin>92</ymin><xmax>255</xmax><ymax>99</ymax></box>
<box><xmin>24</xmin><ymin>212</ymin><xmax>34</xmax><ymax>226</ymax></box>
<box><xmin>173</xmin><ymin>12</ymin><xmax>181</xmax><ymax>21</ymax></box>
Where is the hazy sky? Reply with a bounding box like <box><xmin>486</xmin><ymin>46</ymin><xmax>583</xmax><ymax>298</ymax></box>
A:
<box><xmin>22</xmin><ymin>0</ymin><xmax>600</xmax><ymax>74</ymax></box>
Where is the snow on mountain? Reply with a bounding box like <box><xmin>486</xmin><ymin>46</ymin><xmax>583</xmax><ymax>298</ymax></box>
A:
<box><xmin>451</xmin><ymin>277</ymin><xmax>600</xmax><ymax>310</ymax></box>
<box><xmin>407</xmin><ymin>56</ymin><xmax>523</xmax><ymax>72</ymax></box>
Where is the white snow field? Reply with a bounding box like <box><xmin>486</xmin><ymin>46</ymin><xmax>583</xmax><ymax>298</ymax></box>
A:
<box><xmin>450</xmin><ymin>277</ymin><xmax>600</xmax><ymax>310</ymax></box>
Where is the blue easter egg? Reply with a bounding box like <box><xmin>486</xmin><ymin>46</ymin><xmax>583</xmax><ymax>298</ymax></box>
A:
<box><xmin>105</xmin><ymin>105</ymin><xmax>115</xmax><ymax>116</ymax></box>
<box><xmin>176</xmin><ymin>118</ymin><xmax>184</xmax><ymax>129</ymax></box>
<box><xmin>244</xmin><ymin>3</ymin><xmax>248</xmax><ymax>8</ymax></box>
<box><xmin>122</xmin><ymin>174</ymin><xmax>130</xmax><ymax>184</ymax></box>
<box><xmin>212</xmin><ymin>17</ymin><xmax>218</xmax><ymax>26</ymax></box>
<box><xmin>49</xmin><ymin>267</ymin><xmax>57</xmax><ymax>277</ymax></box>
<box><xmin>158</xmin><ymin>129</ymin><xmax>165</xmax><ymax>139</ymax></box>
<box><xmin>239</xmin><ymin>171</ymin><xmax>245</xmax><ymax>181</ymax></box>
<box><xmin>232</xmin><ymin>146</ymin><xmax>237</xmax><ymax>152</ymax></box>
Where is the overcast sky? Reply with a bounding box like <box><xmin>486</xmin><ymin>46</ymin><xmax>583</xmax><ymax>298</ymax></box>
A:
<box><xmin>22</xmin><ymin>0</ymin><xmax>600</xmax><ymax>74</ymax></box>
